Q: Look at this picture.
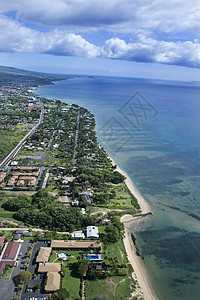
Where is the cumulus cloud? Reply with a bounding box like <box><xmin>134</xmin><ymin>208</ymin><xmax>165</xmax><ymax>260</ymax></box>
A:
<box><xmin>0</xmin><ymin>0</ymin><xmax>200</xmax><ymax>34</ymax></box>
<box><xmin>101</xmin><ymin>36</ymin><xmax>200</xmax><ymax>68</ymax></box>
<box><xmin>0</xmin><ymin>15</ymin><xmax>100</xmax><ymax>57</ymax></box>
<box><xmin>0</xmin><ymin>6</ymin><xmax>200</xmax><ymax>69</ymax></box>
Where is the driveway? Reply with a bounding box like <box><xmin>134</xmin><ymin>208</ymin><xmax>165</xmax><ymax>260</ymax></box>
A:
<box><xmin>0</xmin><ymin>240</ymin><xmax>32</xmax><ymax>300</ymax></box>
<box><xmin>21</xmin><ymin>241</ymin><xmax>50</xmax><ymax>300</ymax></box>
<box><xmin>12</xmin><ymin>240</ymin><xmax>32</xmax><ymax>278</ymax></box>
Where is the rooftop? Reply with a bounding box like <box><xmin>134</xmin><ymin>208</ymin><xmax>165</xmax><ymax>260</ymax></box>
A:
<box><xmin>2</xmin><ymin>241</ymin><xmax>21</xmax><ymax>260</ymax></box>
<box><xmin>36</xmin><ymin>247</ymin><xmax>51</xmax><ymax>263</ymax></box>
<box><xmin>87</xmin><ymin>226</ymin><xmax>99</xmax><ymax>238</ymax></box>
<box><xmin>45</xmin><ymin>272</ymin><xmax>60</xmax><ymax>292</ymax></box>
<box><xmin>38</xmin><ymin>262</ymin><xmax>61</xmax><ymax>273</ymax></box>
<box><xmin>51</xmin><ymin>240</ymin><xmax>101</xmax><ymax>249</ymax></box>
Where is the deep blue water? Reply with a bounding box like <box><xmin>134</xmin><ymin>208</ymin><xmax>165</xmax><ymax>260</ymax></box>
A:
<box><xmin>35</xmin><ymin>76</ymin><xmax>200</xmax><ymax>300</ymax></box>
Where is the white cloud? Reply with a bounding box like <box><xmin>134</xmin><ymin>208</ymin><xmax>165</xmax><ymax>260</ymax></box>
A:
<box><xmin>0</xmin><ymin>12</ymin><xmax>200</xmax><ymax>68</ymax></box>
<box><xmin>0</xmin><ymin>0</ymin><xmax>200</xmax><ymax>34</ymax></box>
<box><xmin>101</xmin><ymin>36</ymin><xmax>200</xmax><ymax>67</ymax></box>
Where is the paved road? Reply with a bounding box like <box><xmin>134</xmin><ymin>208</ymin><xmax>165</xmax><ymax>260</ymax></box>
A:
<box><xmin>72</xmin><ymin>110</ymin><xmax>80</xmax><ymax>175</ymax></box>
<box><xmin>21</xmin><ymin>241</ymin><xmax>50</xmax><ymax>300</ymax></box>
<box><xmin>0</xmin><ymin>102</ymin><xmax>44</xmax><ymax>170</ymax></box>
<box><xmin>0</xmin><ymin>240</ymin><xmax>31</xmax><ymax>300</ymax></box>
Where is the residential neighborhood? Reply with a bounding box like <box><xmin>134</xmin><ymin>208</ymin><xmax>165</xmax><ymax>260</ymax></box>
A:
<box><xmin>0</xmin><ymin>67</ymin><xmax>141</xmax><ymax>300</ymax></box>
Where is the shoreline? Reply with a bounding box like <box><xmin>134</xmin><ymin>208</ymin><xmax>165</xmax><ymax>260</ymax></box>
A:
<box><xmin>107</xmin><ymin>153</ymin><xmax>158</xmax><ymax>299</ymax></box>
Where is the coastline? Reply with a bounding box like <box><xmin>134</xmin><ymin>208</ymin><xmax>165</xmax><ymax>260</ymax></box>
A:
<box><xmin>107</xmin><ymin>153</ymin><xmax>158</xmax><ymax>299</ymax></box>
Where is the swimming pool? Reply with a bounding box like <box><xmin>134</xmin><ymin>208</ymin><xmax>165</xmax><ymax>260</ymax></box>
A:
<box><xmin>86</xmin><ymin>255</ymin><xmax>99</xmax><ymax>260</ymax></box>
<box><xmin>57</xmin><ymin>252</ymin><xmax>68</xmax><ymax>261</ymax></box>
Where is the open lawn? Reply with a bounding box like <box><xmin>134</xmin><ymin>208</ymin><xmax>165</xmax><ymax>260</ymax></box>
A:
<box><xmin>85</xmin><ymin>275</ymin><xmax>134</xmax><ymax>300</ymax></box>
<box><xmin>0</xmin><ymin>230</ymin><xmax>14</xmax><ymax>242</ymax></box>
<box><xmin>0</xmin><ymin>265</ymin><xmax>13</xmax><ymax>280</ymax></box>
<box><xmin>61</xmin><ymin>266</ymin><xmax>80</xmax><ymax>299</ymax></box>
<box><xmin>85</xmin><ymin>278</ymin><xmax>114</xmax><ymax>299</ymax></box>
<box><xmin>103</xmin><ymin>239</ymin><xmax>128</xmax><ymax>265</ymax></box>
<box><xmin>0</xmin><ymin>209</ymin><xmax>14</xmax><ymax>219</ymax></box>
<box><xmin>108</xmin><ymin>183</ymin><xmax>133</xmax><ymax>209</ymax></box>
<box><xmin>0</xmin><ymin>129</ymin><xmax>28</xmax><ymax>163</ymax></box>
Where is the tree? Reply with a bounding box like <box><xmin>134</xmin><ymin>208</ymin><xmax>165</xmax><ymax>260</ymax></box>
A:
<box><xmin>18</xmin><ymin>271</ymin><xmax>32</xmax><ymax>283</ymax></box>
<box><xmin>77</xmin><ymin>260</ymin><xmax>90</xmax><ymax>278</ymax></box>
<box><xmin>53</xmin><ymin>288</ymin><xmax>70</xmax><ymax>300</ymax></box>
<box><xmin>105</xmin><ymin>224</ymin><xmax>119</xmax><ymax>243</ymax></box>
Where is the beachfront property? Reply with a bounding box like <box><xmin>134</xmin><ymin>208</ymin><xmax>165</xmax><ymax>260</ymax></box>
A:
<box><xmin>86</xmin><ymin>226</ymin><xmax>99</xmax><ymax>238</ymax></box>
<box><xmin>35</xmin><ymin>239</ymin><xmax>102</xmax><ymax>293</ymax></box>
<box><xmin>0</xmin><ymin>241</ymin><xmax>22</xmax><ymax>274</ymax></box>
<box><xmin>35</xmin><ymin>239</ymin><xmax>103</xmax><ymax>293</ymax></box>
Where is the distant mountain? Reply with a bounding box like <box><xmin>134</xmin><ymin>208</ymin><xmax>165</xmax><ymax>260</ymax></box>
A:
<box><xmin>0</xmin><ymin>65</ymin><xmax>68</xmax><ymax>79</ymax></box>
<box><xmin>0</xmin><ymin>65</ymin><xmax>69</xmax><ymax>87</ymax></box>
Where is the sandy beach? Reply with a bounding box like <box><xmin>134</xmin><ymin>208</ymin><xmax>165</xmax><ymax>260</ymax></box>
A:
<box><xmin>107</xmin><ymin>154</ymin><xmax>158</xmax><ymax>299</ymax></box>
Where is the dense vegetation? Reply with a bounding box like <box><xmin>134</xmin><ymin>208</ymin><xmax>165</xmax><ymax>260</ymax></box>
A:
<box><xmin>0</xmin><ymin>66</ymin><xmax>68</xmax><ymax>87</ymax></box>
<box><xmin>0</xmin><ymin>129</ymin><xmax>28</xmax><ymax>163</ymax></box>
<box><xmin>3</xmin><ymin>190</ymin><xmax>93</xmax><ymax>231</ymax></box>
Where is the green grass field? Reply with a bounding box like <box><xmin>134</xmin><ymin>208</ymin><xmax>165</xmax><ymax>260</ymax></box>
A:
<box><xmin>104</xmin><ymin>239</ymin><xmax>127</xmax><ymax>265</ymax></box>
<box><xmin>61</xmin><ymin>266</ymin><xmax>80</xmax><ymax>299</ymax></box>
<box><xmin>0</xmin><ymin>265</ymin><xmax>14</xmax><ymax>280</ymax></box>
<box><xmin>108</xmin><ymin>183</ymin><xmax>133</xmax><ymax>209</ymax></box>
<box><xmin>0</xmin><ymin>129</ymin><xmax>28</xmax><ymax>163</ymax></box>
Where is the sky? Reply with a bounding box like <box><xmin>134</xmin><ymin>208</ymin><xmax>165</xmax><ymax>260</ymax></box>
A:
<box><xmin>0</xmin><ymin>0</ymin><xmax>200</xmax><ymax>81</ymax></box>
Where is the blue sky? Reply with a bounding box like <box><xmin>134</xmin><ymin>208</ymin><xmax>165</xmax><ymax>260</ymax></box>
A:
<box><xmin>0</xmin><ymin>0</ymin><xmax>200</xmax><ymax>80</ymax></box>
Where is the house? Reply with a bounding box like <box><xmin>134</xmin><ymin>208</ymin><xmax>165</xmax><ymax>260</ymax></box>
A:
<box><xmin>87</xmin><ymin>226</ymin><xmax>99</xmax><ymax>239</ymax></box>
<box><xmin>51</xmin><ymin>240</ymin><xmax>101</xmax><ymax>250</ymax></box>
<box><xmin>16</xmin><ymin>180</ymin><xmax>25</xmax><ymax>187</ymax></box>
<box><xmin>71</xmin><ymin>232</ymin><xmax>85</xmax><ymax>239</ymax></box>
<box><xmin>36</xmin><ymin>247</ymin><xmax>51</xmax><ymax>263</ymax></box>
<box><xmin>13</xmin><ymin>230</ymin><xmax>32</xmax><ymax>240</ymax></box>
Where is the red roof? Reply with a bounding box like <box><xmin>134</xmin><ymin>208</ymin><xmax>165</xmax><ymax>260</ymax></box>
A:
<box><xmin>0</xmin><ymin>236</ymin><xmax>5</xmax><ymax>248</ymax></box>
<box><xmin>0</xmin><ymin>261</ymin><xmax>14</xmax><ymax>275</ymax></box>
<box><xmin>2</xmin><ymin>241</ymin><xmax>20</xmax><ymax>260</ymax></box>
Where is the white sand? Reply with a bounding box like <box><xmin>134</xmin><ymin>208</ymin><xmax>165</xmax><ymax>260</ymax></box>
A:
<box><xmin>124</xmin><ymin>228</ymin><xmax>158</xmax><ymax>300</ymax></box>
<box><xmin>107</xmin><ymin>154</ymin><xmax>158</xmax><ymax>299</ymax></box>
<box><xmin>108</xmin><ymin>155</ymin><xmax>151</xmax><ymax>214</ymax></box>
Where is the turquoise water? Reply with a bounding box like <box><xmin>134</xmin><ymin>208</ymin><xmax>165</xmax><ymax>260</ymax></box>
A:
<box><xmin>35</xmin><ymin>76</ymin><xmax>200</xmax><ymax>300</ymax></box>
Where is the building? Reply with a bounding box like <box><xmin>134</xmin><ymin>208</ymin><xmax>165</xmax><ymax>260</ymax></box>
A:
<box><xmin>71</xmin><ymin>232</ymin><xmax>85</xmax><ymax>239</ymax></box>
<box><xmin>38</xmin><ymin>262</ymin><xmax>61</xmax><ymax>273</ymax></box>
<box><xmin>45</xmin><ymin>272</ymin><xmax>60</xmax><ymax>292</ymax></box>
<box><xmin>51</xmin><ymin>240</ymin><xmax>101</xmax><ymax>250</ymax></box>
<box><xmin>2</xmin><ymin>241</ymin><xmax>21</xmax><ymax>260</ymax></box>
<box><xmin>36</xmin><ymin>247</ymin><xmax>51</xmax><ymax>263</ymax></box>
<box><xmin>86</xmin><ymin>226</ymin><xmax>99</xmax><ymax>239</ymax></box>
<box><xmin>0</xmin><ymin>241</ymin><xmax>21</xmax><ymax>274</ymax></box>
<box><xmin>38</xmin><ymin>263</ymin><xmax>61</xmax><ymax>292</ymax></box>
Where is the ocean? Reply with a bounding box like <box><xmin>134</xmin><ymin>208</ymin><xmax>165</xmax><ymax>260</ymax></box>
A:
<box><xmin>35</xmin><ymin>76</ymin><xmax>200</xmax><ymax>300</ymax></box>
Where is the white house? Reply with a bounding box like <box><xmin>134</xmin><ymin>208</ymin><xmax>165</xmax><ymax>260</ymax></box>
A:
<box><xmin>86</xmin><ymin>226</ymin><xmax>99</xmax><ymax>238</ymax></box>
<box><xmin>71</xmin><ymin>232</ymin><xmax>85</xmax><ymax>239</ymax></box>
